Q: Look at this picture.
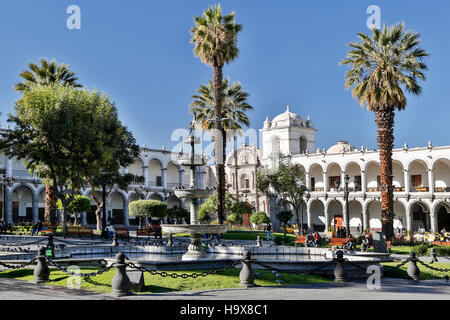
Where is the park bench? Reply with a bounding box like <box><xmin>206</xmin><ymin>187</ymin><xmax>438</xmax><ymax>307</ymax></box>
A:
<box><xmin>295</xmin><ymin>235</ymin><xmax>306</xmax><ymax>246</ymax></box>
<box><xmin>67</xmin><ymin>226</ymin><xmax>93</xmax><ymax>238</ymax></box>
<box><xmin>433</xmin><ymin>241</ymin><xmax>450</xmax><ymax>246</ymax></box>
<box><xmin>115</xmin><ymin>227</ymin><xmax>130</xmax><ymax>241</ymax></box>
<box><xmin>39</xmin><ymin>224</ymin><xmax>58</xmax><ymax>235</ymax></box>
<box><xmin>328</xmin><ymin>238</ymin><xmax>347</xmax><ymax>249</ymax></box>
<box><xmin>137</xmin><ymin>227</ymin><xmax>155</xmax><ymax>239</ymax></box>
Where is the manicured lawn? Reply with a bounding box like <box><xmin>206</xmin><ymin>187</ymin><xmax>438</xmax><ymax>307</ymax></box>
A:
<box><xmin>0</xmin><ymin>267</ymin><xmax>330</xmax><ymax>294</ymax></box>
<box><xmin>382</xmin><ymin>261</ymin><xmax>450</xmax><ymax>280</ymax></box>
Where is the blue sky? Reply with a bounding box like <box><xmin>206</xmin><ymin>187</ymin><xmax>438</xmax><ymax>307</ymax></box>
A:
<box><xmin>0</xmin><ymin>0</ymin><xmax>449</xmax><ymax>153</ymax></box>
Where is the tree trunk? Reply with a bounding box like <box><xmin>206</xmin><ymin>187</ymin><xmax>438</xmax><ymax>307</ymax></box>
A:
<box><xmin>375</xmin><ymin>109</ymin><xmax>395</xmax><ymax>241</ymax></box>
<box><xmin>213</xmin><ymin>62</ymin><xmax>225</xmax><ymax>225</ymax></box>
<box><xmin>44</xmin><ymin>181</ymin><xmax>57</xmax><ymax>225</ymax></box>
<box><xmin>95</xmin><ymin>205</ymin><xmax>103</xmax><ymax>231</ymax></box>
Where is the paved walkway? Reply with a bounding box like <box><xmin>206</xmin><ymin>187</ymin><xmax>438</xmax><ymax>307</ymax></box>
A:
<box><xmin>0</xmin><ymin>277</ymin><xmax>448</xmax><ymax>300</ymax></box>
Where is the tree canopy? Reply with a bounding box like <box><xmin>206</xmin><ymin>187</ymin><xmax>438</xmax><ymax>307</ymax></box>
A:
<box><xmin>129</xmin><ymin>200</ymin><xmax>168</xmax><ymax>219</ymax></box>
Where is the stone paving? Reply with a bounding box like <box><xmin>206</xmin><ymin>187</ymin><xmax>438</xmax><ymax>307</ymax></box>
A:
<box><xmin>0</xmin><ymin>277</ymin><xmax>448</xmax><ymax>300</ymax></box>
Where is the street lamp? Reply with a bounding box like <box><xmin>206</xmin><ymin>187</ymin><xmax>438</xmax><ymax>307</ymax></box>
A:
<box><xmin>335</xmin><ymin>175</ymin><xmax>360</xmax><ymax>237</ymax></box>
<box><xmin>100</xmin><ymin>169</ymin><xmax>116</xmax><ymax>239</ymax></box>
<box><xmin>0</xmin><ymin>172</ymin><xmax>14</xmax><ymax>223</ymax></box>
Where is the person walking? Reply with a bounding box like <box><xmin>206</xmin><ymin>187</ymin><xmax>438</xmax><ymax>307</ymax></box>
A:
<box><xmin>266</xmin><ymin>223</ymin><xmax>274</xmax><ymax>241</ymax></box>
<box><xmin>31</xmin><ymin>220</ymin><xmax>42</xmax><ymax>236</ymax></box>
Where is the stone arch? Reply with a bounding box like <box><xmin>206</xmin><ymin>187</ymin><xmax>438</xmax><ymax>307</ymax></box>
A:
<box><xmin>308</xmin><ymin>198</ymin><xmax>326</xmax><ymax>232</ymax></box>
<box><xmin>147</xmin><ymin>192</ymin><xmax>165</xmax><ymax>201</ymax></box>
<box><xmin>408</xmin><ymin>159</ymin><xmax>430</xmax><ymax>191</ymax></box>
<box><xmin>10</xmin><ymin>183</ymin><xmax>36</xmax><ymax>223</ymax></box>
<box><xmin>432</xmin><ymin>158</ymin><xmax>450</xmax><ymax>192</ymax></box>
<box><xmin>348</xmin><ymin>200</ymin><xmax>363</xmax><ymax>234</ymax></box>
<box><xmin>392</xmin><ymin>160</ymin><xmax>405</xmax><ymax>190</ymax></box>
<box><xmin>364</xmin><ymin>160</ymin><xmax>380</xmax><ymax>191</ymax></box>
<box><xmin>433</xmin><ymin>201</ymin><xmax>450</xmax><ymax>233</ymax></box>
<box><xmin>344</xmin><ymin>161</ymin><xmax>362</xmax><ymax>191</ymax></box>
<box><xmin>407</xmin><ymin>200</ymin><xmax>431</xmax><ymax>232</ymax></box>
<box><xmin>326</xmin><ymin>162</ymin><xmax>342</xmax><ymax>190</ymax></box>
<box><xmin>307</xmin><ymin>162</ymin><xmax>325</xmax><ymax>191</ymax></box>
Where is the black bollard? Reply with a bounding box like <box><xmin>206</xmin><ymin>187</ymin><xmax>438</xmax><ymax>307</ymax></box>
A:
<box><xmin>430</xmin><ymin>248</ymin><xmax>438</xmax><ymax>264</ymax></box>
<box><xmin>34</xmin><ymin>246</ymin><xmax>50</xmax><ymax>284</ymax></box>
<box><xmin>407</xmin><ymin>252</ymin><xmax>420</xmax><ymax>280</ymax></box>
<box><xmin>239</xmin><ymin>250</ymin><xmax>256</xmax><ymax>288</ymax></box>
<box><xmin>111</xmin><ymin>253</ymin><xmax>131</xmax><ymax>297</ymax></box>
<box><xmin>334</xmin><ymin>250</ymin><xmax>347</xmax><ymax>283</ymax></box>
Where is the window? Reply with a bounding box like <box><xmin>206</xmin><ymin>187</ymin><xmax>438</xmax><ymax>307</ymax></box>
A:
<box><xmin>354</xmin><ymin>175</ymin><xmax>361</xmax><ymax>191</ymax></box>
<box><xmin>329</xmin><ymin>176</ymin><xmax>340</xmax><ymax>189</ymax></box>
<box><xmin>411</xmin><ymin>175</ymin><xmax>422</xmax><ymax>188</ymax></box>
<box><xmin>299</xmin><ymin>136</ymin><xmax>307</xmax><ymax>154</ymax></box>
<box><xmin>311</xmin><ymin>177</ymin><xmax>315</xmax><ymax>191</ymax></box>
<box><xmin>156</xmin><ymin>176</ymin><xmax>162</xmax><ymax>186</ymax></box>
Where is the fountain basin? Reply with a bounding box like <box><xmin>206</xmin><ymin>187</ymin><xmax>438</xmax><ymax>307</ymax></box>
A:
<box><xmin>173</xmin><ymin>188</ymin><xmax>214</xmax><ymax>199</ymax></box>
<box><xmin>161</xmin><ymin>224</ymin><xmax>228</xmax><ymax>235</ymax></box>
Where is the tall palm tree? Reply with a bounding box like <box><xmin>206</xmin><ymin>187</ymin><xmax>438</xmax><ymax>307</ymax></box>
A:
<box><xmin>340</xmin><ymin>23</ymin><xmax>428</xmax><ymax>240</ymax></box>
<box><xmin>190</xmin><ymin>79</ymin><xmax>253</xmax><ymax>207</ymax></box>
<box><xmin>190</xmin><ymin>4</ymin><xmax>242</xmax><ymax>224</ymax></box>
<box><xmin>15</xmin><ymin>58</ymin><xmax>82</xmax><ymax>225</ymax></box>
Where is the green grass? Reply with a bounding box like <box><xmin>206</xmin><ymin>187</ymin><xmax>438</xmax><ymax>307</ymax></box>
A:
<box><xmin>0</xmin><ymin>267</ymin><xmax>330</xmax><ymax>294</ymax></box>
<box><xmin>382</xmin><ymin>261</ymin><xmax>450</xmax><ymax>280</ymax></box>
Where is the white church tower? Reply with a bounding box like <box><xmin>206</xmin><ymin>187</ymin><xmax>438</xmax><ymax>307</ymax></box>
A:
<box><xmin>260</xmin><ymin>105</ymin><xmax>317</xmax><ymax>162</ymax></box>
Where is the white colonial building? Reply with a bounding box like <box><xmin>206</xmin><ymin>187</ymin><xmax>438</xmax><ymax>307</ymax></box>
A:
<box><xmin>209</xmin><ymin>106</ymin><xmax>450</xmax><ymax>235</ymax></box>
<box><xmin>0</xmin><ymin>140</ymin><xmax>198</xmax><ymax>227</ymax></box>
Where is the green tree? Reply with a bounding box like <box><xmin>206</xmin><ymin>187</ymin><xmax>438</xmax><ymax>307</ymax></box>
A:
<box><xmin>57</xmin><ymin>195</ymin><xmax>91</xmax><ymax>226</ymax></box>
<box><xmin>190</xmin><ymin>79</ymin><xmax>253</xmax><ymax>193</ymax></box>
<box><xmin>276</xmin><ymin>210</ymin><xmax>293</xmax><ymax>236</ymax></box>
<box><xmin>257</xmin><ymin>154</ymin><xmax>307</xmax><ymax>235</ymax></box>
<box><xmin>1</xmin><ymin>84</ymin><xmax>135</xmax><ymax>234</ymax></box>
<box><xmin>191</xmin><ymin>4</ymin><xmax>243</xmax><ymax>225</ymax></box>
<box><xmin>250</xmin><ymin>211</ymin><xmax>271</xmax><ymax>228</ymax></box>
<box><xmin>340</xmin><ymin>23</ymin><xmax>428</xmax><ymax>240</ymax></box>
<box><xmin>129</xmin><ymin>200</ymin><xmax>167</xmax><ymax>227</ymax></box>
<box><xmin>226</xmin><ymin>212</ymin><xmax>242</xmax><ymax>226</ymax></box>
<box><xmin>199</xmin><ymin>192</ymin><xmax>236</xmax><ymax>222</ymax></box>
<box><xmin>198</xmin><ymin>210</ymin><xmax>211</xmax><ymax>224</ymax></box>
<box><xmin>167</xmin><ymin>206</ymin><xmax>190</xmax><ymax>224</ymax></box>
<box><xmin>14</xmin><ymin>58</ymin><xmax>82</xmax><ymax>225</ymax></box>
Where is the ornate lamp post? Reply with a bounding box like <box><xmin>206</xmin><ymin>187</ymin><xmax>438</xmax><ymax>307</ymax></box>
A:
<box><xmin>100</xmin><ymin>169</ymin><xmax>116</xmax><ymax>239</ymax></box>
<box><xmin>1</xmin><ymin>171</ymin><xmax>14</xmax><ymax>223</ymax></box>
<box><xmin>335</xmin><ymin>175</ymin><xmax>359</xmax><ymax>237</ymax></box>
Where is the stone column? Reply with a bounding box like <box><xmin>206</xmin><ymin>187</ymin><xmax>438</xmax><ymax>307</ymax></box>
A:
<box><xmin>428</xmin><ymin>169</ymin><xmax>434</xmax><ymax>193</ymax></box>
<box><xmin>305</xmin><ymin>172</ymin><xmax>311</xmax><ymax>190</ymax></box>
<box><xmin>324</xmin><ymin>204</ymin><xmax>329</xmax><ymax>232</ymax></box>
<box><xmin>361</xmin><ymin>170</ymin><xmax>367</xmax><ymax>193</ymax></box>
<box><xmin>5</xmin><ymin>187</ymin><xmax>12</xmax><ymax>225</ymax></box>
<box><xmin>406</xmin><ymin>209</ymin><xmax>412</xmax><ymax>232</ymax></box>
<box><xmin>306</xmin><ymin>201</ymin><xmax>313</xmax><ymax>231</ymax></box>
<box><xmin>81</xmin><ymin>212</ymin><xmax>87</xmax><ymax>226</ymax></box>
<box><xmin>404</xmin><ymin>169</ymin><xmax>410</xmax><ymax>193</ymax></box>
<box><xmin>429</xmin><ymin>214</ymin><xmax>436</xmax><ymax>233</ymax></box>
<box><xmin>143</xmin><ymin>166</ymin><xmax>149</xmax><ymax>187</ymax></box>
<box><xmin>32</xmin><ymin>191</ymin><xmax>39</xmax><ymax>223</ymax></box>
<box><xmin>362</xmin><ymin>206</ymin><xmax>368</xmax><ymax>232</ymax></box>
<box><xmin>179</xmin><ymin>169</ymin><xmax>184</xmax><ymax>187</ymax></box>
<box><xmin>161</xmin><ymin>168</ymin><xmax>167</xmax><ymax>188</ymax></box>
<box><xmin>323</xmin><ymin>171</ymin><xmax>328</xmax><ymax>192</ymax></box>
<box><xmin>123</xmin><ymin>198</ymin><xmax>129</xmax><ymax>226</ymax></box>
<box><xmin>341</xmin><ymin>171</ymin><xmax>346</xmax><ymax>190</ymax></box>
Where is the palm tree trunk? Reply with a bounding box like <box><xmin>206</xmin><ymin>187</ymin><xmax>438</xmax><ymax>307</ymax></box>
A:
<box><xmin>213</xmin><ymin>62</ymin><xmax>225</xmax><ymax>225</ymax></box>
<box><xmin>375</xmin><ymin>109</ymin><xmax>395</xmax><ymax>241</ymax></box>
<box><xmin>44</xmin><ymin>182</ymin><xmax>57</xmax><ymax>225</ymax></box>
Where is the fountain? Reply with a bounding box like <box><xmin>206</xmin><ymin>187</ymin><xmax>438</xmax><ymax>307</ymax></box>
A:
<box><xmin>161</xmin><ymin>122</ymin><xmax>228</xmax><ymax>260</ymax></box>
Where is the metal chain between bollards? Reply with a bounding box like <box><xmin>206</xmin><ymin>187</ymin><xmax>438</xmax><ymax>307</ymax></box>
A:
<box><xmin>125</xmin><ymin>260</ymin><xmax>242</xmax><ymax>279</ymax></box>
<box><xmin>252</xmin><ymin>259</ymin><xmax>336</xmax><ymax>276</ymax></box>
<box><xmin>0</xmin><ymin>258</ymin><xmax>37</xmax><ymax>270</ymax></box>
<box><xmin>45</xmin><ymin>257</ymin><xmax>114</xmax><ymax>279</ymax></box>
<box><xmin>417</xmin><ymin>260</ymin><xmax>450</xmax><ymax>273</ymax></box>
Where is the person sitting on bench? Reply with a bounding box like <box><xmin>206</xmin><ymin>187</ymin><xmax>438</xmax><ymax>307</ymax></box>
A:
<box><xmin>345</xmin><ymin>234</ymin><xmax>355</xmax><ymax>251</ymax></box>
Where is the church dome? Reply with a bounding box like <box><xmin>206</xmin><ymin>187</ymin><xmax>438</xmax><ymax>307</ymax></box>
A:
<box><xmin>327</xmin><ymin>141</ymin><xmax>356</xmax><ymax>154</ymax></box>
<box><xmin>272</xmin><ymin>105</ymin><xmax>304</xmax><ymax>127</ymax></box>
